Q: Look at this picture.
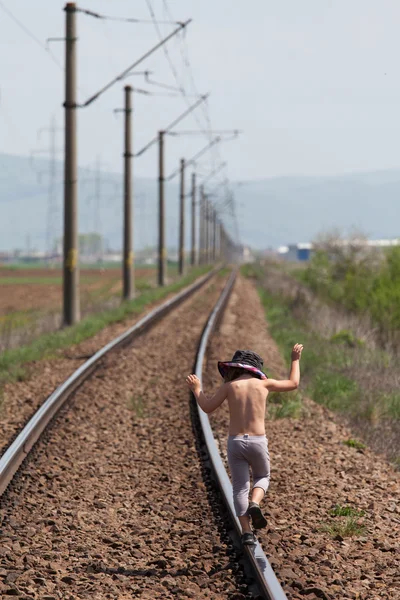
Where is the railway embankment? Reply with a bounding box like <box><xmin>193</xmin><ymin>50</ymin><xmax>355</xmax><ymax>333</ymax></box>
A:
<box><xmin>206</xmin><ymin>274</ymin><xmax>400</xmax><ymax>600</ymax></box>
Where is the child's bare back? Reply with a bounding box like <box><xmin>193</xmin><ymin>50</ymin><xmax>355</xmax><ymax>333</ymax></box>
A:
<box><xmin>226</xmin><ymin>374</ymin><xmax>268</xmax><ymax>436</ymax></box>
<box><xmin>186</xmin><ymin>344</ymin><xmax>303</xmax><ymax>431</ymax></box>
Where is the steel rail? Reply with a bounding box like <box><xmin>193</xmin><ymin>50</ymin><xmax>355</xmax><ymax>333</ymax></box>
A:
<box><xmin>193</xmin><ymin>270</ymin><xmax>288</xmax><ymax>600</ymax></box>
<box><xmin>0</xmin><ymin>268</ymin><xmax>218</xmax><ymax>497</ymax></box>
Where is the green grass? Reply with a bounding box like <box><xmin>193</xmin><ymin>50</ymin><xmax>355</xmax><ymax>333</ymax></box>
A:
<box><xmin>343</xmin><ymin>438</ymin><xmax>366</xmax><ymax>451</ymax></box>
<box><xmin>329</xmin><ymin>504</ymin><xmax>365</xmax><ymax>518</ymax></box>
<box><xmin>243</xmin><ymin>269</ymin><xmax>392</xmax><ymax>429</ymax></box>
<box><xmin>0</xmin><ymin>276</ymin><xmax>98</xmax><ymax>285</ymax></box>
<box><xmin>0</xmin><ymin>265</ymin><xmax>212</xmax><ymax>389</ymax></box>
<box><xmin>322</xmin><ymin>504</ymin><xmax>367</xmax><ymax>539</ymax></box>
<box><xmin>0</xmin><ymin>309</ymin><xmax>39</xmax><ymax>328</ymax></box>
<box><xmin>311</xmin><ymin>372</ymin><xmax>359</xmax><ymax>411</ymax></box>
<box><xmin>129</xmin><ymin>394</ymin><xmax>145</xmax><ymax>418</ymax></box>
<box><xmin>330</xmin><ymin>329</ymin><xmax>364</xmax><ymax>348</ymax></box>
<box><xmin>267</xmin><ymin>391</ymin><xmax>303</xmax><ymax>419</ymax></box>
<box><xmin>321</xmin><ymin>517</ymin><xmax>367</xmax><ymax>539</ymax></box>
<box><xmin>379</xmin><ymin>392</ymin><xmax>400</xmax><ymax>419</ymax></box>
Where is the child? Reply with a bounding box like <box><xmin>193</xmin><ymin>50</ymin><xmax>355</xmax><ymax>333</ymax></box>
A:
<box><xmin>186</xmin><ymin>345</ymin><xmax>303</xmax><ymax>546</ymax></box>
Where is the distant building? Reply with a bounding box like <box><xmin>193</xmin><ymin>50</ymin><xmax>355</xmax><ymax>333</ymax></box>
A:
<box><xmin>278</xmin><ymin>243</ymin><xmax>312</xmax><ymax>262</ymax></box>
<box><xmin>277</xmin><ymin>238</ymin><xmax>400</xmax><ymax>262</ymax></box>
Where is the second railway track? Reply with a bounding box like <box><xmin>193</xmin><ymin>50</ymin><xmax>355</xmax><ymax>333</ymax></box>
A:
<box><xmin>0</xmin><ymin>269</ymin><xmax>285</xmax><ymax>600</ymax></box>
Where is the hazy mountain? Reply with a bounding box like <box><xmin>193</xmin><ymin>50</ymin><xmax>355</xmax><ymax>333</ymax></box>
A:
<box><xmin>0</xmin><ymin>152</ymin><xmax>399</xmax><ymax>252</ymax></box>
<box><xmin>234</xmin><ymin>171</ymin><xmax>400</xmax><ymax>248</ymax></box>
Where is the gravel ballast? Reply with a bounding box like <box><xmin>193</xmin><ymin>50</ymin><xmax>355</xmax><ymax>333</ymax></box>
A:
<box><xmin>0</xmin><ymin>276</ymin><xmax>256</xmax><ymax>599</ymax></box>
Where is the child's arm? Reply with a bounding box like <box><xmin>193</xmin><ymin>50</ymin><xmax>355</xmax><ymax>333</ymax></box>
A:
<box><xmin>265</xmin><ymin>343</ymin><xmax>303</xmax><ymax>392</ymax></box>
<box><xmin>186</xmin><ymin>374</ymin><xmax>228</xmax><ymax>414</ymax></box>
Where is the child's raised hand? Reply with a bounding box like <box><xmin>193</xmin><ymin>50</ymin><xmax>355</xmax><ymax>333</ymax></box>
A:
<box><xmin>291</xmin><ymin>343</ymin><xmax>304</xmax><ymax>361</ymax></box>
<box><xmin>186</xmin><ymin>374</ymin><xmax>201</xmax><ymax>394</ymax></box>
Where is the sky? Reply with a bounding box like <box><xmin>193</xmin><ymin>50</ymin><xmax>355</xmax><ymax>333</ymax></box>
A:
<box><xmin>1</xmin><ymin>0</ymin><xmax>400</xmax><ymax>185</ymax></box>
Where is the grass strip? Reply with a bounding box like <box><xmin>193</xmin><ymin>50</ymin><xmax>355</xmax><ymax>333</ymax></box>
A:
<box><xmin>242</xmin><ymin>264</ymin><xmax>363</xmax><ymax>416</ymax></box>
<box><xmin>0</xmin><ymin>276</ymin><xmax>99</xmax><ymax>285</ymax></box>
<box><xmin>0</xmin><ymin>266</ymin><xmax>212</xmax><ymax>388</ymax></box>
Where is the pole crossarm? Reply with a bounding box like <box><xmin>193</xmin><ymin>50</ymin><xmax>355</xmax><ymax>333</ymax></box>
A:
<box><xmin>134</xmin><ymin>93</ymin><xmax>209</xmax><ymax>157</ymax></box>
<box><xmin>76</xmin><ymin>7</ymin><xmax>183</xmax><ymax>25</ymax></box>
<box><xmin>79</xmin><ymin>20</ymin><xmax>192</xmax><ymax>108</ymax></box>
<box><xmin>166</xmin><ymin>137</ymin><xmax>221</xmax><ymax>181</ymax></box>
<box><xmin>169</xmin><ymin>129</ymin><xmax>241</xmax><ymax>138</ymax></box>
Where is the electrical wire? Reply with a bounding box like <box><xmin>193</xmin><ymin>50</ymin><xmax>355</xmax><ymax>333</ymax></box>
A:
<box><xmin>0</xmin><ymin>0</ymin><xmax>63</xmax><ymax>70</ymax></box>
<box><xmin>150</xmin><ymin>0</ymin><xmax>240</xmax><ymax>245</ymax></box>
<box><xmin>160</xmin><ymin>0</ymin><xmax>230</xmax><ymax>188</ymax></box>
<box><xmin>77</xmin><ymin>7</ymin><xmax>183</xmax><ymax>26</ymax></box>
<box><xmin>161</xmin><ymin>2</ymin><xmax>219</xmax><ymax>147</ymax></box>
<box><xmin>144</xmin><ymin>0</ymin><xmax>210</xmax><ymax>138</ymax></box>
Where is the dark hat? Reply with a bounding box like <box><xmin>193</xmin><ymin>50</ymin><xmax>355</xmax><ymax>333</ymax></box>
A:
<box><xmin>218</xmin><ymin>349</ymin><xmax>267</xmax><ymax>380</ymax></box>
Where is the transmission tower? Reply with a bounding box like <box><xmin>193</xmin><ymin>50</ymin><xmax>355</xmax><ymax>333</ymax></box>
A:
<box><xmin>82</xmin><ymin>156</ymin><xmax>120</xmax><ymax>262</ymax></box>
<box><xmin>31</xmin><ymin>116</ymin><xmax>62</xmax><ymax>261</ymax></box>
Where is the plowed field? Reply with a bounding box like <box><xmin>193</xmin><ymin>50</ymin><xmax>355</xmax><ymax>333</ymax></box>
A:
<box><xmin>0</xmin><ymin>268</ymin><xmax>155</xmax><ymax>316</ymax></box>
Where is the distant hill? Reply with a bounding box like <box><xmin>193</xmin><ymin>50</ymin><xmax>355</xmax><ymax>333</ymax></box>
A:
<box><xmin>234</xmin><ymin>170</ymin><xmax>400</xmax><ymax>248</ymax></box>
<box><xmin>1</xmin><ymin>152</ymin><xmax>399</xmax><ymax>251</ymax></box>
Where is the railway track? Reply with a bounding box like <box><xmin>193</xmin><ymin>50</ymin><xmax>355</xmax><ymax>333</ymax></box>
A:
<box><xmin>0</xmin><ymin>269</ymin><xmax>286</xmax><ymax>599</ymax></box>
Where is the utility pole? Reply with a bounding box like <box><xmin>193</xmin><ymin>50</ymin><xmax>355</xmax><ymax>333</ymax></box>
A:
<box><xmin>63</xmin><ymin>2</ymin><xmax>79</xmax><ymax>326</ymax></box>
<box><xmin>220</xmin><ymin>225</ymin><xmax>225</xmax><ymax>262</ymax></box>
<box><xmin>158</xmin><ymin>131</ymin><xmax>166</xmax><ymax>285</ymax></box>
<box><xmin>216</xmin><ymin>218</ymin><xmax>221</xmax><ymax>261</ymax></box>
<box><xmin>190</xmin><ymin>172</ymin><xmax>196</xmax><ymax>266</ymax></box>
<box><xmin>178</xmin><ymin>159</ymin><xmax>185</xmax><ymax>275</ymax></box>
<box><xmin>204</xmin><ymin>196</ymin><xmax>209</xmax><ymax>264</ymax></box>
<box><xmin>212</xmin><ymin>208</ymin><xmax>217</xmax><ymax>263</ymax></box>
<box><xmin>123</xmin><ymin>85</ymin><xmax>134</xmax><ymax>299</ymax></box>
<box><xmin>199</xmin><ymin>185</ymin><xmax>205</xmax><ymax>265</ymax></box>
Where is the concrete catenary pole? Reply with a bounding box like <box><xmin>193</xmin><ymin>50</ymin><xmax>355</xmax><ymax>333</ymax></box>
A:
<box><xmin>190</xmin><ymin>172</ymin><xmax>196</xmax><ymax>266</ymax></box>
<box><xmin>216</xmin><ymin>219</ymin><xmax>221</xmax><ymax>260</ymax></box>
<box><xmin>220</xmin><ymin>225</ymin><xmax>226</xmax><ymax>262</ymax></box>
<box><xmin>212</xmin><ymin>207</ymin><xmax>217</xmax><ymax>262</ymax></box>
<box><xmin>204</xmin><ymin>196</ymin><xmax>209</xmax><ymax>264</ymax></box>
<box><xmin>158</xmin><ymin>131</ymin><xmax>166</xmax><ymax>285</ymax></box>
<box><xmin>178</xmin><ymin>158</ymin><xmax>185</xmax><ymax>275</ymax></box>
<box><xmin>123</xmin><ymin>85</ymin><xmax>134</xmax><ymax>299</ymax></box>
<box><xmin>63</xmin><ymin>2</ymin><xmax>79</xmax><ymax>325</ymax></box>
<box><xmin>199</xmin><ymin>185</ymin><xmax>204</xmax><ymax>264</ymax></box>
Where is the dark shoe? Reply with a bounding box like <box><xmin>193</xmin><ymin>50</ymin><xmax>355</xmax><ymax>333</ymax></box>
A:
<box><xmin>241</xmin><ymin>532</ymin><xmax>257</xmax><ymax>546</ymax></box>
<box><xmin>248</xmin><ymin>502</ymin><xmax>268</xmax><ymax>529</ymax></box>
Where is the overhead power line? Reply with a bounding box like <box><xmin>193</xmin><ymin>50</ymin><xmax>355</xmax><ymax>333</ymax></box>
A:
<box><xmin>77</xmin><ymin>7</ymin><xmax>183</xmax><ymax>26</ymax></box>
<box><xmin>160</xmin><ymin>0</ymin><xmax>225</xmax><ymax>174</ymax></box>
<box><xmin>135</xmin><ymin>94</ymin><xmax>209</xmax><ymax>157</ymax></box>
<box><xmin>0</xmin><ymin>0</ymin><xmax>62</xmax><ymax>69</ymax></box>
<box><xmin>80</xmin><ymin>20</ymin><xmax>191</xmax><ymax>107</ymax></box>
<box><xmin>144</xmin><ymin>0</ymin><xmax>211</xmax><ymax>139</ymax></box>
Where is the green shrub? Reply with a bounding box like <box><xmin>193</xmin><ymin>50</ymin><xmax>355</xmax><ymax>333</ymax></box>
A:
<box><xmin>343</xmin><ymin>438</ymin><xmax>366</xmax><ymax>450</ymax></box>
<box><xmin>330</xmin><ymin>329</ymin><xmax>364</xmax><ymax>348</ymax></box>
<box><xmin>303</xmin><ymin>244</ymin><xmax>400</xmax><ymax>340</ymax></box>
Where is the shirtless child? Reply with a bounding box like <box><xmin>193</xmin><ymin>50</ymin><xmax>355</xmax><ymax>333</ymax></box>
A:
<box><xmin>186</xmin><ymin>345</ymin><xmax>303</xmax><ymax>546</ymax></box>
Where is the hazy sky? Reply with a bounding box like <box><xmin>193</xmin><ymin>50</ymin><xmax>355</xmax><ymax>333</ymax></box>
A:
<box><xmin>1</xmin><ymin>0</ymin><xmax>400</xmax><ymax>182</ymax></box>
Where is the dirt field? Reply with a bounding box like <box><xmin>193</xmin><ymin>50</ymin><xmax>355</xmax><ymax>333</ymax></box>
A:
<box><xmin>0</xmin><ymin>267</ymin><xmax>156</xmax><ymax>316</ymax></box>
